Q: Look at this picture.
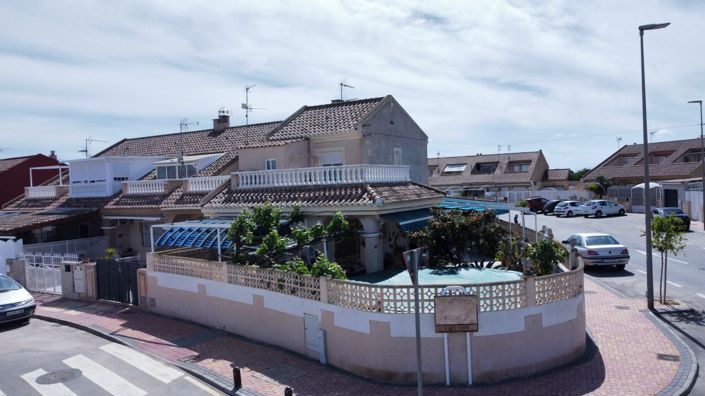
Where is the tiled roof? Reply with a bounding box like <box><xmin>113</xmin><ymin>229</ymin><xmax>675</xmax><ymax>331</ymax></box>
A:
<box><xmin>583</xmin><ymin>138</ymin><xmax>703</xmax><ymax>182</ymax></box>
<box><xmin>0</xmin><ymin>155</ymin><xmax>32</xmax><ymax>173</ymax></box>
<box><xmin>103</xmin><ymin>185</ymin><xmax>214</xmax><ymax>211</ymax></box>
<box><xmin>428</xmin><ymin>151</ymin><xmax>543</xmax><ymax>187</ymax></box>
<box><xmin>203</xmin><ymin>182</ymin><xmax>443</xmax><ymax>209</ymax></box>
<box><xmin>547</xmin><ymin>168</ymin><xmax>570</xmax><ymax>181</ymax></box>
<box><xmin>97</xmin><ymin>122</ymin><xmax>281</xmax><ymax>158</ymax></box>
<box><xmin>266</xmin><ymin>97</ymin><xmax>386</xmax><ymax>141</ymax></box>
<box><xmin>0</xmin><ymin>209</ymin><xmax>97</xmax><ymax>233</ymax></box>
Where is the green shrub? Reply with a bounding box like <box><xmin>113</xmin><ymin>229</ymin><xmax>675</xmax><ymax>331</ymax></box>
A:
<box><xmin>103</xmin><ymin>247</ymin><xmax>118</xmax><ymax>260</ymax></box>
<box><xmin>310</xmin><ymin>255</ymin><xmax>347</xmax><ymax>279</ymax></box>
<box><xmin>252</xmin><ymin>202</ymin><xmax>281</xmax><ymax>233</ymax></box>
<box><xmin>516</xmin><ymin>200</ymin><xmax>528</xmax><ymax>208</ymax></box>
<box><xmin>275</xmin><ymin>257</ymin><xmax>311</xmax><ymax>275</ymax></box>
<box><xmin>291</xmin><ymin>225</ymin><xmax>313</xmax><ymax>248</ymax></box>
<box><xmin>527</xmin><ymin>240</ymin><xmax>567</xmax><ymax>276</ymax></box>
<box><xmin>256</xmin><ymin>229</ymin><xmax>287</xmax><ymax>258</ymax></box>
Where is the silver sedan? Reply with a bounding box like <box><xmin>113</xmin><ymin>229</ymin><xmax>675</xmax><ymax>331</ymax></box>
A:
<box><xmin>562</xmin><ymin>233</ymin><xmax>630</xmax><ymax>270</ymax></box>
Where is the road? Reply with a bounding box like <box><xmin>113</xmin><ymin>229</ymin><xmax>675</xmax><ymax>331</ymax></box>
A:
<box><xmin>512</xmin><ymin>210</ymin><xmax>705</xmax><ymax>394</ymax></box>
<box><xmin>0</xmin><ymin>319</ymin><xmax>224</xmax><ymax>396</ymax></box>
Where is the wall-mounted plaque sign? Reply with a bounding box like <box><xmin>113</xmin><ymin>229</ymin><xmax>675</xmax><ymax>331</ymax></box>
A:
<box><xmin>434</xmin><ymin>294</ymin><xmax>478</xmax><ymax>333</ymax></box>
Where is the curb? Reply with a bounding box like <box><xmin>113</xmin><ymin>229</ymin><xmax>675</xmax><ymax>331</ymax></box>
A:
<box><xmin>647</xmin><ymin>311</ymin><xmax>700</xmax><ymax>396</ymax></box>
<box><xmin>34</xmin><ymin>314</ymin><xmax>237</xmax><ymax>396</ymax></box>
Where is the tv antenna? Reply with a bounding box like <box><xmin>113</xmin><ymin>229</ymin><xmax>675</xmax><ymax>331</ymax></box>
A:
<box><xmin>616</xmin><ymin>137</ymin><xmax>623</xmax><ymax>150</ymax></box>
<box><xmin>241</xmin><ymin>84</ymin><xmax>265</xmax><ymax>125</ymax></box>
<box><xmin>78</xmin><ymin>137</ymin><xmax>107</xmax><ymax>158</ymax></box>
<box><xmin>340</xmin><ymin>81</ymin><xmax>354</xmax><ymax>101</ymax></box>
<box><xmin>177</xmin><ymin>118</ymin><xmax>199</xmax><ymax>176</ymax></box>
<box><xmin>649</xmin><ymin>130</ymin><xmax>656</xmax><ymax>144</ymax></box>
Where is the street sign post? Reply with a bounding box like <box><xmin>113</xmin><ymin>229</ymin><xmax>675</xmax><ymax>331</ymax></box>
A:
<box><xmin>403</xmin><ymin>248</ymin><xmax>424</xmax><ymax>396</ymax></box>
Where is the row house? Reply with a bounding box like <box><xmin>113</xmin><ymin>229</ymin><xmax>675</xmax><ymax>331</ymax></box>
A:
<box><xmin>1</xmin><ymin>96</ymin><xmax>443</xmax><ymax>274</ymax></box>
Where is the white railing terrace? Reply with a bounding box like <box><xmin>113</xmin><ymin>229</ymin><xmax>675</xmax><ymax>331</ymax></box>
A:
<box><xmin>25</xmin><ymin>185</ymin><xmax>68</xmax><ymax>199</ymax></box>
<box><xmin>124</xmin><ymin>180</ymin><xmax>168</xmax><ymax>195</ymax></box>
<box><xmin>69</xmin><ymin>181</ymin><xmax>119</xmax><ymax>198</ymax></box>
<box><xmin>233</xmin><ymin>164</ymin><xmax>410</xmax><ymax>188</ymax></box>
<box><xmin>185</xmin><ymin>176</ymin><xmax>230</xmax><ymax>193</ymax></box>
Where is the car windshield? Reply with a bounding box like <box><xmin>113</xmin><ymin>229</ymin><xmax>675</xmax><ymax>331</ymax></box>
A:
<box><xmin>0</xmin><ymin>275</ymin><xmax>21</xmax><ymax>292</ymax></box>
<box><xmin>662</xmin><ymin>208</ymin><xmax>684</xmax><ymax>215</ymax></box>
<box><xmin>585</xmin><ymin>235</ymin><xmax>619</xmax><ymax>246</ymax></box>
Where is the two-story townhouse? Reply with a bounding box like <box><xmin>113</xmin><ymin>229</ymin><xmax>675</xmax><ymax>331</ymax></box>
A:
<box><xmin>0</xmin><ymin>152</ymin><xmax>62</xmax><ymax>207</ymax></box>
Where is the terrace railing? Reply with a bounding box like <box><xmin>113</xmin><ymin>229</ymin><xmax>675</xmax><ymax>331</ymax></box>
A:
<box><xmin>149</xmin><ymin>252</ymin><xmax>583</xmax><ymax>314</ymax></box>
<box><xmin>184</xmin><ymin>176</ymin><xmax>230</xmax><ymax>193</ymax></box>
<box><xmin>233</xmin><ymin>164</ymin><xmax>410</xmax><ymax>189</ymax></box>
<box><xmin>69</xmin><ymin>181</ymin><xmax>121</xmax><ymax>198</ymax></box>
<box><xmin>25</xmin><ymin>185</ymin><xmax>68</xmax><ymax>199</ymax></box>
<box><xmin>124</xmin><ymin>180</ymin><xmax>168</xmax><ymax>195</ymax></box>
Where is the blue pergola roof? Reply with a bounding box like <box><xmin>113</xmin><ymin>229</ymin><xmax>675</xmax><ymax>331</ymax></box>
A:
<box><xmin>155</xmin><ymin>219</ymin><xmax>233</xmax><ymax>249</ymax></box>
<box><xmin>439</xmin><ymin>198</ymin><xmax>511</xmax><ymax>215</ymax></box>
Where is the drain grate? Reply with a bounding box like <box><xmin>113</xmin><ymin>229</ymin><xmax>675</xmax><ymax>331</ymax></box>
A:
<box><xmin>36</xmin><ymin>369</ymin><xmax>82</xmax><ymax>384</ymax></box>
<box><xmin>656</xmin><ymin>353</ymin><xmax>679</xmax><ymax>362</ymax></box>
<box><xmin>614</xmin><ymin>305</ymin><xmax>631</xmax><ymax>310</ymax></box>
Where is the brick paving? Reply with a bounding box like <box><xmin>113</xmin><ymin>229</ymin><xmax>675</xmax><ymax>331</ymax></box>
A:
<box><xmin>32</xmin><ymin>277</ymin><xmax>694</xmax><ymax>395</ymax></box>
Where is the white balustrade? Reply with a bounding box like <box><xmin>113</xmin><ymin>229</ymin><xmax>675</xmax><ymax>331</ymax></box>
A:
<box><xmin>234</xmin><ymin>165</ymin><xmax>410</xmax><ymax>188</ymax></box>
<box><xmin>185</xmin><ymin>176</ymin><xmax>230</xmax><ymax>193</ymax></box>
<box><xmin>124</xmin><ymin>180</ymin><xmax>167</xmax><ymax>195</ymax></box>
<box><xmin>25</xmin><ymin>185</ymin><xmax>68</xmax><ymax>199</ymax></box>
<box><xmin>69</xmin><ymin>181</ymin><xmax>114</xmax><ymax>198</ymax></box>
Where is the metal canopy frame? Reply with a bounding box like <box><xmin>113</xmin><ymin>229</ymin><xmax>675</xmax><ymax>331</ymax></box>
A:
<box><xmin>150</xmin><ymin>219</ymin><xmax>233</xmax><ymax>262</ymax></box>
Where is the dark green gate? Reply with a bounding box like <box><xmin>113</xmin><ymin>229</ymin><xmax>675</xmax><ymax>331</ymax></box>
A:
<box><xmin>96</xmin><ymin>258</ymin><xmax>144</xmax><ymax>305</ymax></box>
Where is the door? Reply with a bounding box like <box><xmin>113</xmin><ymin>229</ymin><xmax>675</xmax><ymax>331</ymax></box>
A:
<box><xmin>96</xmin><ymin>258</ymin><xmax>144</xmax><ymax>305</ymax></box>
<box><xmin>304</xmin><ymin>314</ymin><xmax>327</xmax><ymax>364</ymax></box>
<box><xmin>664</xmin><ymin>189</ymin><xmax>678</xmax><ymax>208</ymax></box>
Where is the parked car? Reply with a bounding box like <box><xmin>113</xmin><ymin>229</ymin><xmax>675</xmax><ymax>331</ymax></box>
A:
<box><xmin>0</xmin><ymin>275</ymin><xmax>35</xmax><ymax>325</ymax></box>
<box><xmin>651</xmin><ymin>207</ymin><xmax>691</xmax><ymax>231</ymax></box>
<box><xmin>562</xmin><ymin>233</ymin><xmax>629</xmax><ymax>270</ymax></box>
<box><xmin>543</xmin><ymin>200</ymin><xmax>563</xmax><ymax>215</ymax></box>
<box><xmin>526</xmin><ymin>197</ymin><xmax>549</xmax><ymax>213</ymax></box>
<box><xmin>553</xmin><ymin>201</ymin><xmax>586</xmax><ymax>217</ymax></box>
<box><xmin>582</xmin><ymin>200</ymin><xmax>626</xmax><ymax>218</ymax></box>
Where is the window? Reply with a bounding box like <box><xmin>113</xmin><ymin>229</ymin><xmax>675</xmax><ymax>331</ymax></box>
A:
<box><xmin>442</xmin><ymin>163</ymin><xmax>467</xmax><ymax>174</ymax></box>
<box><xmin>265</xmin><ymin>159</ymin><xmax>277</xmax><ymax>170</ymax></box>
<box><xmin>679</xmin><ymin>149</ymin><xmax>703</xmax><ymax>163</ymax></box>
<box><xmin>393</xmin><ymin>148</ymin><xmax>402</xmax><ymax>165</ymax></box>
<box><xmin>319</xmin><ymin>150</ymin><xmax>344</xmax><ymax>167</ymax></box>
<box><xmin>156</xmin><ymin>164</ymin><xmax>197</xmax><ymax>179</ymax></box>
<box><xmin>507</xmin><ymin>162</ymin><xmax>530</xmax><ymax>173</ymax></box>
<box><xmin>472</xmin><ymin>162</ymin><xmax>497</xmax><ymax>174</ymax></box>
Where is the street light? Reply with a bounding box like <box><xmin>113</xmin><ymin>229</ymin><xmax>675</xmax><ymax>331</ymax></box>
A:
<box><xmin>687</xmin><ymin>100</ymin><xmax>704</xmax><ymax>230</ymax></box>
<box><xmin>639</xmin><ymin>22</ymin><xmax>669</xmax><ymax>311</ymax></box>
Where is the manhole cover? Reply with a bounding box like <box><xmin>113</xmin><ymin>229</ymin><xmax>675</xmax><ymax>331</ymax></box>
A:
<box><xmin>656</xmin><ymin>353</ymin><xmax>679</xmax><ymax>362</ymax></box>
<box><xmin>36</xmin><ymin>368</ymin><xmax>82</xmax><ymax>384</ymax></box>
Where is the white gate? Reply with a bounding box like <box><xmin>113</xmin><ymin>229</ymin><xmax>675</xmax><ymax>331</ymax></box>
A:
<box><xmin>685</xmin><ymin>190</ymin><xmax>703</xmax><ymax>221</ymax></box>
<box><xmin>23</xmin><ymin>253</ymin><xmax>75</xmax><ymax>294</ymax></box>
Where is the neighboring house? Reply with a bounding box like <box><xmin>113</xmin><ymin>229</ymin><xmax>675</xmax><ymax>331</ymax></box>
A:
<box><xmin>582</xmin><ymin>138</ymin><xmax>704</xmax><ymax>185</ymax></box>
<box><xmin>1</xmin><ymin>96</ymin><xmax>442</xmax><ymax>274</ymax></box>
<box><xmin>428</xmin><ymin>150</ymin><xmax>570</xmax><ymax>196</ymax></box>
<box><xmin>0</xmin><ymin>152</ymin><xmax>62</xmax><ymax>207</ymax></box>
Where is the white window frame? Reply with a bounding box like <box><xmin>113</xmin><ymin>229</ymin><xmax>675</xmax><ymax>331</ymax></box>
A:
<box><xmin>265</xmin><ymin>159</ymin><xmax>277</xmax><ymax>170</ymax></box>
<box><xmin>317</xmin><ymin>148</ymin><xmax>345</xmax><ymax>167</ymax></box>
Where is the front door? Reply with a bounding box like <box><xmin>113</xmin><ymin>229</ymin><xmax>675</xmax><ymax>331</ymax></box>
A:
<box><xmin>664</xmin><ymin>189</ymin><xmax>678</xmax><ymax>207</ymax></box>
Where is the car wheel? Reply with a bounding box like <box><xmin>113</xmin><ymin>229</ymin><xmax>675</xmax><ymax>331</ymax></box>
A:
<box><xmin>616</xmin><ymin>264</ymin><xmax>625</xmax><ymax>270</ymax></box>
<box><xmin>595</xmin><ymin>210</ymin><xmax>603</xmax><ymax>218</ymax></box>
<box><xmin>567</xmin><ymin>210</ymin><xmax>573</xmax><ymax>217</ymax></box>
<box><xmin>618</xmin><ymin>209</ymin><xmax>625</xmax><ymax>216</ymax></box>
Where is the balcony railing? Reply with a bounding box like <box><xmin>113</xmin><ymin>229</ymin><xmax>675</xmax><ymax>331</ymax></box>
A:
<box><xmin>69</xmin><ymin>181</ymin><xmax>120</xmax><ymax>198</ymax></box>
<box><xmin>25</xmin><ymin>185</ymin><xmax>68</xmax><ymax>199</ymax></box>
<box><xmin>124</xmin><ymin>180</ymin><xmax>168</xmax><ymax>195</ymax></box>
<box><xmin>233</xmin><ymin>165</ymin><xmax>410</xmax><ymax>189</ymax></box>
<box><xmin>184</xmin><ymin>176</ymin><xmax>230</xmax><ymax>193</ymax></box>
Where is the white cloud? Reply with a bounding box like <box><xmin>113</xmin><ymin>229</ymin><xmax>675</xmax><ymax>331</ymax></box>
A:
<box><xmin>0</xmin><ymin>0</ymin><xmax>704</xmax><ymax>169</ymax></box>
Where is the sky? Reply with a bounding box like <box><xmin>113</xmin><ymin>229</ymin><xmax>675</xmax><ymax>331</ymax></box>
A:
<box><xmin>1</xmin><ymin>0</ymin><xmax>704</xmax><ymax>170</ymax></box>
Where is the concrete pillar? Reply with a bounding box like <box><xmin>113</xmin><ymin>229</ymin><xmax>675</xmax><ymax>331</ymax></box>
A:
<box><xmin>359</xmin><ymin>216</ymin><xmax>382</xmax><ymax>274</ymax></box>
<box><xmin>137</xmin><ymin>268</ymin><xmax>148</xmax><ymax>307</ymax></box>
<box><xmin>7</xmin><ymin>258</ymin><xmax>26</xmax><ymax>286</ymax></box>
<box><xmin>61</xmin><ymin>263</ymin><xmax>78</xmax><ymax>300</ymax></box>
<box><xmin>83</xmin><ymin>262</ymin><xmax>97</xmax><ymax>301</ymax></box>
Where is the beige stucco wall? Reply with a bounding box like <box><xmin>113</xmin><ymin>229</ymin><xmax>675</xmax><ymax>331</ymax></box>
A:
<box><xmin>237</xmin><ymin>140</ymin><xmax>310</xmax><ymax>171</ymax></box>
<box><xmin>310</xmin><ymin>136</ymin><xmax>363</xmax><ymax>166</ymax></box>
<box><xmin>144</xmin><ymin>268</ymin><xmax>585</xmax><ymax>385</ymax></box>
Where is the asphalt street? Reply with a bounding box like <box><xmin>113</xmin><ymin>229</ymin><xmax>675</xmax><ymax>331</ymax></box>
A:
<box><xmin>510</xmin><ymin>209</ymin><xmax>705</xmax><ymax>394</ymax></box>
<box><xmin>0</xmin><ymin>319</ymin><xmax>224</xmax><ymax>396</ymax></box>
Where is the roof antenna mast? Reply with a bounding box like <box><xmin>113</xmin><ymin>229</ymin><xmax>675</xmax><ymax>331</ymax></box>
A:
<box><xmin>78</xmin><ymin>136</ymin><xmax>107</xmax><ymax>158</ymax></box>
<box><xmin>616</xmin><ymin>137</ymin><xmax>623</xmax><ymax>150</ymax></box>
<box><xmin>340</xmin><ymin>81</ymin><xmax>354</xmax><ymax>101</ymax></box>
<box><xmin>242</xmin><ymin>84</ymin><xmax>265</xmax><ymax>125</ymax></box>
<box><xmin>178</xmin><ymin>118</ymin><xmax>199</xmax><ymax>177</ymax></box>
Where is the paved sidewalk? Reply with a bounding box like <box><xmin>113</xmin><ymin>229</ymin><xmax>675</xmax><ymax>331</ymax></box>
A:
<box><xmin>32</xmin><ymin>277</ymin><xmax>697</xmax><ymax>396</ymax></box>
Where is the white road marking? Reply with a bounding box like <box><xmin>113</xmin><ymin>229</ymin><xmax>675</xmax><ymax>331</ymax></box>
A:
<box><xmin>63</xmin><ymin>354</ymin><xmax>146</xmax><ymax>396</ymax></box>
<box><xmin>634</xmin><ymin>249</ymin><xmax>688</xmax><ymax>264</ymax></box>
<box><xmin>666</xmin><ymin>281</ymin><xmax>683</xmax><ymax>288</ymax></box>
<box><xmin>184</xmin><ymin>376</ymin><xmax>222</xmax><ymax>396</ymax></box>
<box><xmin>21</xmin><ymin>368</ymin><xmax>79</xmax><ymax>396</ymax></box>
<box><xmin>697</xmin><ymin>293</ymin><xmax>705</xmax><ymax>299</ymax></box>
<box><xmin>635</xmin><ymin>269</ymin><xmax>647</xmax><ymax>275</ymax></box>
<box><xmin>100</xmin><ymin>343</ymin><xmax>183</xmax><ymax>384</ymax></box>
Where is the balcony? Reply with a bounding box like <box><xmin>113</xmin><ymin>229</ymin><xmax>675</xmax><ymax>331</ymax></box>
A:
<box><xmin>233</xmin><ymin>164</ymin><xmax>410</xmax><ymax>189</ymax></box>
<box><xmin>69</xmin><ymin>181</ymin><xmax>121</xmax><ymax>198</ymax></box>
<box><xmin>25</xmin><ymin>185</ymin><xmax>69</xmax><ymax>200</ymax></box>
<box><xmin>124</xmin><ymin>180</ymin><xmax>168</xmax><ymax>195</ymax></box>
<box><xmin>184</xmin><ymin>176</ymin><xmax>230</xmax><ymax>193</ymax></box>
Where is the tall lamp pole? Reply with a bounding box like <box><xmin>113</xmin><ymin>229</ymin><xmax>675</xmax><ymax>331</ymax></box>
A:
<box><xmin>639</xmin><ymin>22</ymin><xmax>669</xmax><ymax>311</ymax></box>
<box><xmin>688</xmin><ymin>100</ymin><xmax>704</xmax><ymax>230</ymax></box>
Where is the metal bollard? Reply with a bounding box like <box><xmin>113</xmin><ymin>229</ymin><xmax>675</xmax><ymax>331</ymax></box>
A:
<box><xmin>231</xmin><ymin>364</ymin><xmax>242</xmax><ymax>390</ymax></box>
<box><xmin>284</xmin><ymin>387</ymin><xmax>293</xmax><ymax>396</ymax></box>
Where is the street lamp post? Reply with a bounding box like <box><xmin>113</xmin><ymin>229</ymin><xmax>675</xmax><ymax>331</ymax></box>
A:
<box><xmin>687</xmin><ymin>100</ymin><xmax>704</xmax><ymax>230</ymax></box>
<box><xmin>639</xmin><ymin>22</ymin><xmax>669</xmax><ymax>311</ymax></box>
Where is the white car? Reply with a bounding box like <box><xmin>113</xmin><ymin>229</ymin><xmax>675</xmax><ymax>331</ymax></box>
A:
<box><xmin>562</xmin><ymin>233</ymin><xmax>629</xmax><ymax>270</ymax></box>
<box><xmin>0</xmin><ymin>275</ymin><xmax>36</xmax><ymax>325</ymax></box>
<box><xmin>553</xmin><ymin>201</ymin><xmax>586</xmax><ymax>217</ymax></box>
<box><xmin>582</xmin><ymin>200</ymin><xmax>626</xmax><ymax>218</ymax></box>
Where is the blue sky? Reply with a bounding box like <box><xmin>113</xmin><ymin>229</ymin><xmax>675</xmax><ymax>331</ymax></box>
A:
<box><xmin>1</xmin><ymin>0</ymin><xmax>704</xmax><ymax>170</ymax></box>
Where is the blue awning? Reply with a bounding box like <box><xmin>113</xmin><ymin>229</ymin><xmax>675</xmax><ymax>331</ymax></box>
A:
<box><xmin>382</xmin><ymin>209</ymin><xmax>433</xmax><ymax>232</ymax></box>
<box><xmin>155</xmin><ymin>219</ymin><xmax>233</xmax><ymax>249</ymax></box>
<box><xmin>439</xmin><ymin>198</ymin><xmax>510</xmax><ymax>215</ymax></box>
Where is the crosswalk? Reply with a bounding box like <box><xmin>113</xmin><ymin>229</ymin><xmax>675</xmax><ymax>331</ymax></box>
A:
<box><xmin>2</xmin><ymin>342</ymin><xmax>221</xmax><ymax>396</ymax></box>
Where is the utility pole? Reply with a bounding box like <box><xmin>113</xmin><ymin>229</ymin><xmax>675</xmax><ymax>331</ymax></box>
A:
<box><xmin>688</xmin><ymin>100</ymin><xmax>704</xmax><ymax>229</ymax></box>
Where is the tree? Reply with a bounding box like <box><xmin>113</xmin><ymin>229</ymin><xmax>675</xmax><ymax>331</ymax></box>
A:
<box><xmin>227</xmin><ymin>210</ymin><xmax>256</xmax><ymax>263</ymax></box>
<box><xmin>569</xmin><ymin>168</ymin><xmax>591</xmax><ymax>181</ymax></box>
<box><xmin>252</xmin><ymin>202</ymin><xmax>281</xmax><ymax>235</ymax></box>
<box><xmin>587</xmin><ymin>176</ymin><xmax>613</xmax><ymax>198</ymax></box>
<box><xmin>650</xmin><ymin>215</ymin><xmax>686</xmax><ymax>304</ymax></box>
<box><xmin>526</xmin><ymin>240</ymin><xmax>567</xmax><ymax>276</ymax></box>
